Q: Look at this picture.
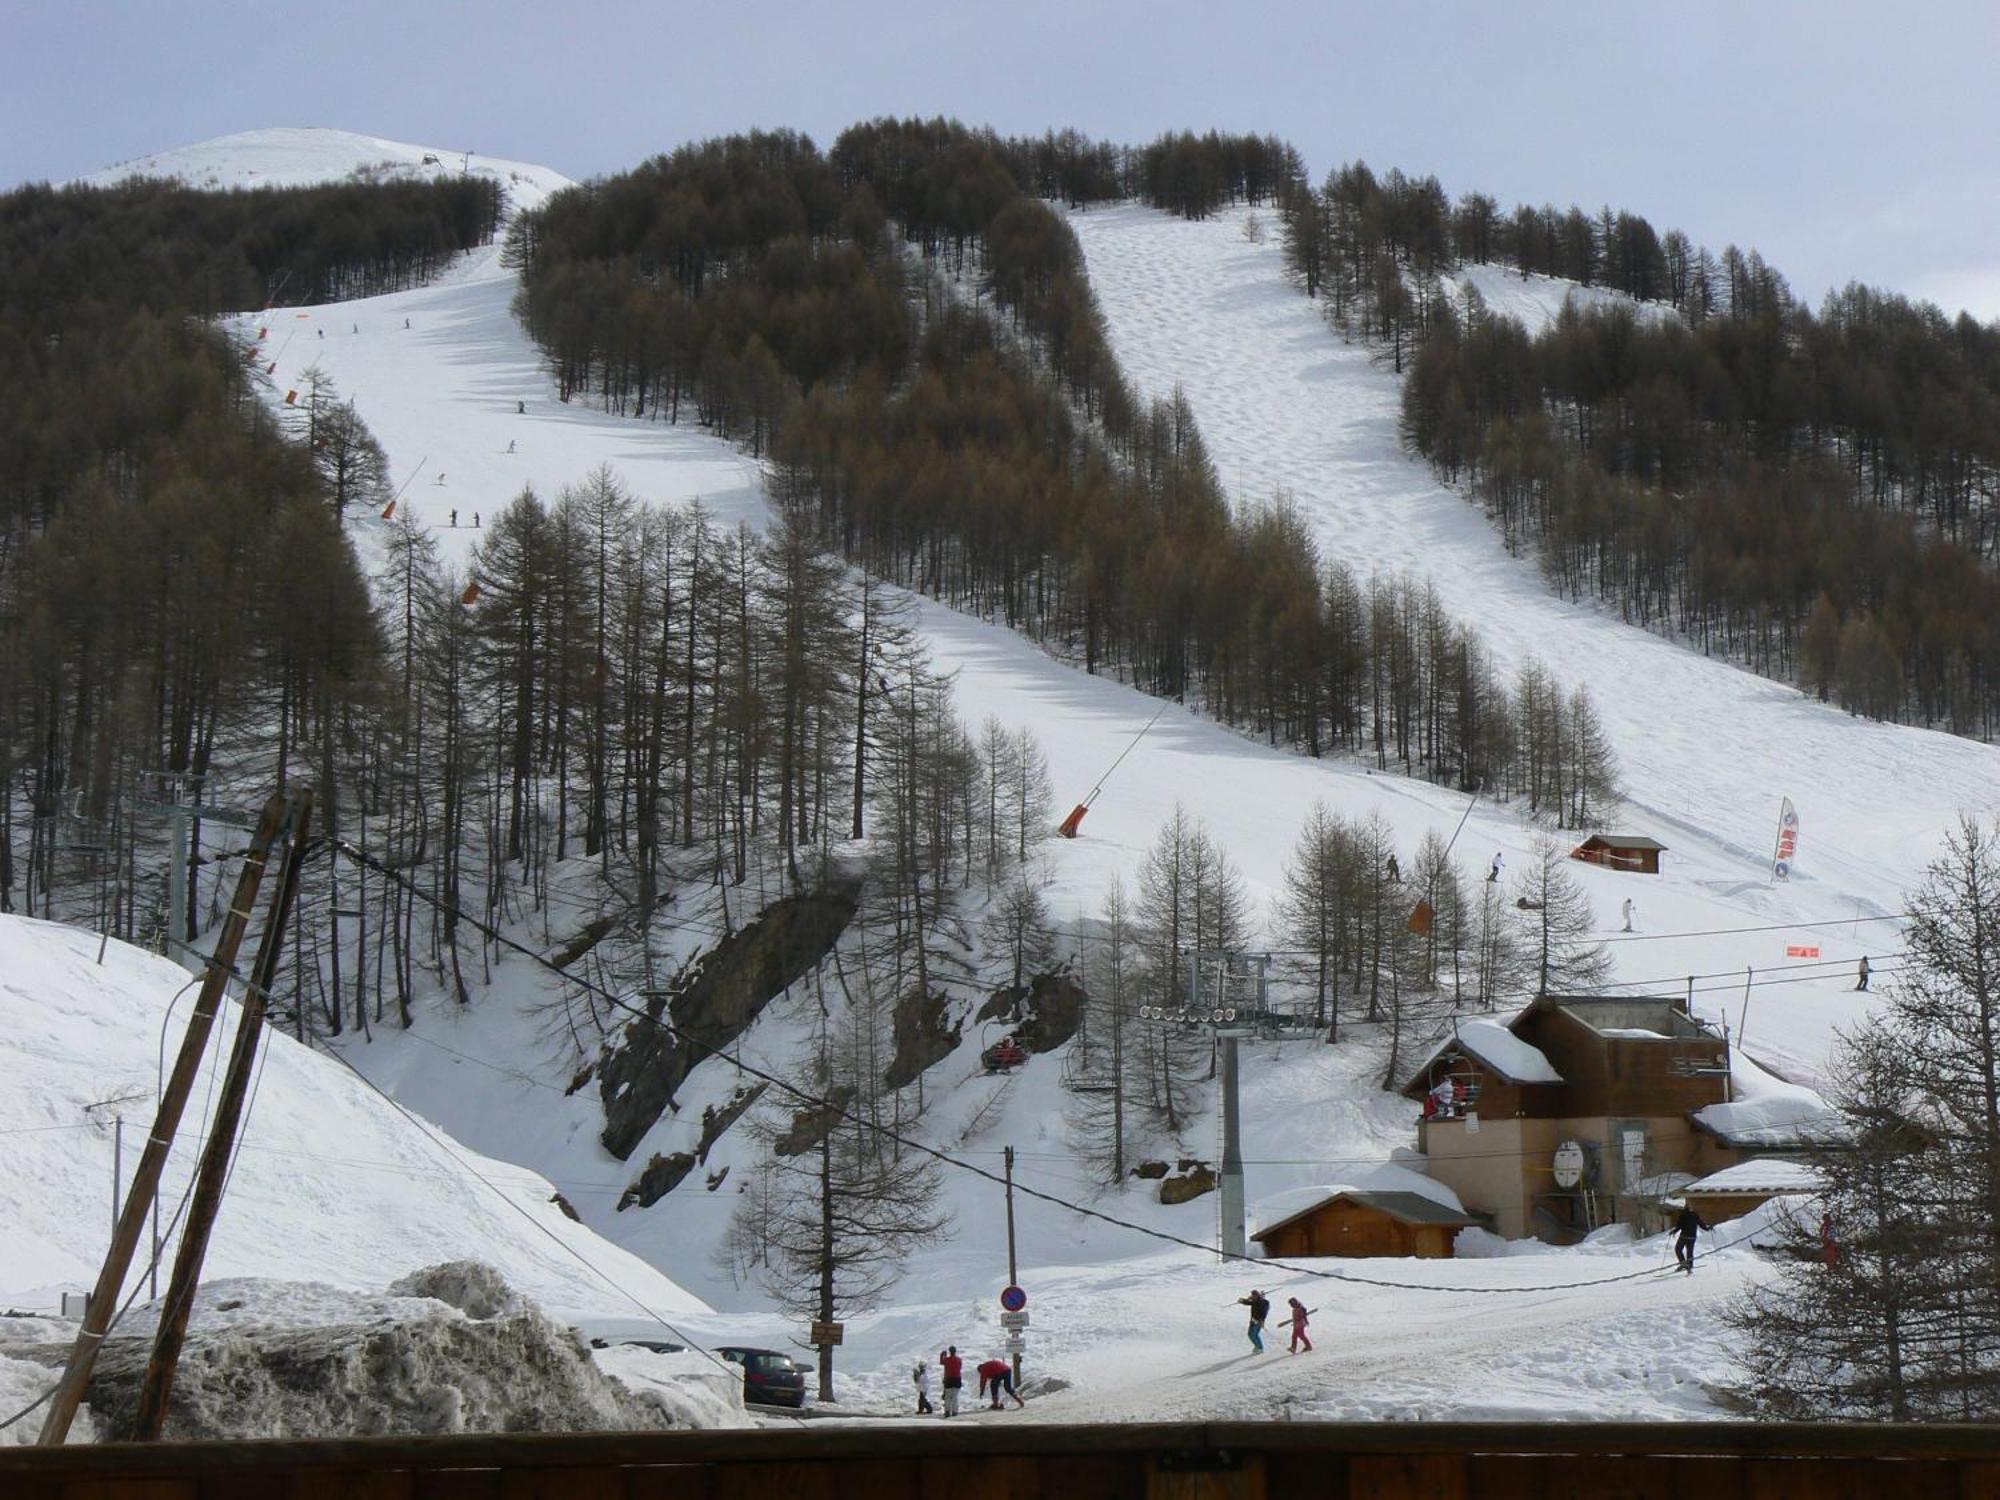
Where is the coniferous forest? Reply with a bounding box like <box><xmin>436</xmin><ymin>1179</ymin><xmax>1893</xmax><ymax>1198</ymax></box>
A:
<box><xmin>1276</xmin><ymin>162</ymin><xmax>2000</xmax><ymax>732</ymax></box>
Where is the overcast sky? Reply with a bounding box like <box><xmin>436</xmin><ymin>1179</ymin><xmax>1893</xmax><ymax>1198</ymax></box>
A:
<box><xmin>10</xmin><ymin>1</ymin><xmax>1998</xmax><ymax>318</ymax></box>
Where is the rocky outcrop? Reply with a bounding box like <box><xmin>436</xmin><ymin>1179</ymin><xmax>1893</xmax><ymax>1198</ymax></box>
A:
<box><xmin>1131</xmin><ymin>1160</ymin><xmax>1170</xmax><ymax>1180</ymax></box>
<box><xmin>772</xmin><ymin>1086</ymin><xmax>856</xmax><ymax>1158</ymax></box>
<box><xmin>697</xmin><ymin>1083</ymin><xmax>766</xmax><ymax>1165</ymax></box>
<box><xmin>975</xmin><ymin>971</ymin><xmax>1087</xmax><ymax>1055</ymax></box>
<box><xmin>885</xmin><ymin>989</ymin><xmax>960</xmax><ymax>1090</ymax></box>
<box><xmin>616</xmin><ymin>1151</ymin><xmax>697</xmax><ymax>1212</ymax></box>
<box><xmin>1158</xmin><ymin>1163</ymin><xmax>1217</xmax><ymax>1205</ymax></box>
<box><xmin>598</xmin><ymin>884</ymin><xmax>857</xmax><ymax>1160</ymax></box>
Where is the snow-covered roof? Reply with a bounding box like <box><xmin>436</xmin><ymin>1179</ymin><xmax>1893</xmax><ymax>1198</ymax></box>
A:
<box><xmin>1430</xmin><ymin>1017</ymin><xmax>1563</xmax><ymax>1085</ymax></box>
<box><xmin>1695</xmin><ymin>1055</ymin><xmax>1847</xmax><ymax>1146</ymax></box>
<box><xmin>1251</xmin><ymin>1164</ymin><xmax>1467</xmax><ymax>1239</ymax></box>
<box><xmin>1686</xmin><ymin>1160</ymin><xmax>1829</xmax><ymax>1195</ymax></box>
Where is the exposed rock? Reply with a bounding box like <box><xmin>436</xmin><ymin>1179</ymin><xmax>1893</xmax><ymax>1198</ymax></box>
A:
<box><xmin>1158</xmin><ymin>1165</ymin><xmax>1218</xmax><ymax>1205</ymax></box>
<box><xmin>705</xmin><ymin>1166</ymin><xmax>729</xmax><ymax>1192</ymax></box>
<box><xmin>773</xmin><ymin>1086</ymin><xmax>856</xmax><ymax>1157</ymax></box>
<box><xmin>598</xmin><ymin>884</ymin><xmax>857</xmax><ymax>1160</ymax></box>
<box><xmin>975</xmin><ymin>971</ymin><xmax>1086</xmax><ymax>1055</ymax></box>
<box><xmin>1131</xmin><ymin>1160</ymin><xmax>1170</xmax><ymax>1181</ymax></box>
<box><xmin>564</xmin><ymin>1064</ymin><xmax>595</xmax><ymax>1097</ymax></box>
<box><xmin>616</xmin><ymin>1151</ymin><xmax>696</xmax><ymax>1212</ymax></box>
<box><xmin>550</xmin><ymin>916</ymin><xmax>617</xmax><ymax>971</ymax></box>
<box><xmin>549</xmin><ymin>1192</ymin><xmax>580</xmax><ymax>1223</ymax></box>
<box><xmin>697</xmin><ymin>1083</ymin><xmax>766</xmax><ymax>1165</ymax></box>
<box><xmin>886</xmin><ymin>988</ymin><xmax>960</xmax><ymax>1090</ymax></box>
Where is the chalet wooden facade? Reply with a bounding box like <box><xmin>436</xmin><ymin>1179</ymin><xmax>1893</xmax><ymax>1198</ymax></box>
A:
<box><xmin>1569</xmin><ymin>833</ymin><xmax>1667</xmax><ymax>874</ymax></box>
<box><xmin>1252</xmin><ymin>1190</ymin><xmax>1473</xmax><ymax>1260</ymax></box>
<box><xmin>1403</xmin><ymin>997</ymin><xmax>1754</xmax><ymax>1241</ymax></box>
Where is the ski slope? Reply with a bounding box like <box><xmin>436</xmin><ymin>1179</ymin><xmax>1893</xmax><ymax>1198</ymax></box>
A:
<box><xmin>57</xmin><ymin>128</ymin><xmax>2000</xmax><ymax>1421</ymax></box>
<box><xmin>0</xmin><ymin>913</ymin><xmax>708</xmax><ymax>1325</ymax></box>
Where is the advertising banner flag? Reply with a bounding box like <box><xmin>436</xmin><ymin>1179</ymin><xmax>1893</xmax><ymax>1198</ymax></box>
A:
<box><xmin>1773</xmin><ymin>798</ymin><xmax>1800</xmax><ymax>880</ymax></box>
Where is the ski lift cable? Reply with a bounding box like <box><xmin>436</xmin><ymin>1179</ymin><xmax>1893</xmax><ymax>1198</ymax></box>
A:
<box><xmin>329</xmin><ymin>837</ymin><xmax>1786</xmax><ymax>1300</ymax></box>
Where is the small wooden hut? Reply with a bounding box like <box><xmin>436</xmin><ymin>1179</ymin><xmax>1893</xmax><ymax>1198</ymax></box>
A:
<box><xmin>1569</xmin><ymin>833</ymin><xmax>1667</xmax><ymax>875</ymax></box>
<box><xmin>1252</xmin><ymin>1190</ymin><xmax>1473</xmax><ymax>1260</ymax></box>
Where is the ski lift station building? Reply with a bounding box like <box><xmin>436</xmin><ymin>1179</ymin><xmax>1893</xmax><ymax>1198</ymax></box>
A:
<box><xmin>1401</xmin><ymin>996</ymin><xmax>1825</xmax><ymax>1242</ymax></box>
<box><xmin>1568</xmin><ymin>833</ymin><xmax>1667</xmax><ymax>874</ymax></box>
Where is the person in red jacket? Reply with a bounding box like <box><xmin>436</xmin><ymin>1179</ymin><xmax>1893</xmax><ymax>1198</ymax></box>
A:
<box><xmin>976</xmin><ymin>1357</ymin><xmax>1024</xmax><ymax>1409</ymax></box>
<box><xmin>939</xmin><ymin>1346</ymin><xmax>964</xmax><ymax>1417</ymax></box>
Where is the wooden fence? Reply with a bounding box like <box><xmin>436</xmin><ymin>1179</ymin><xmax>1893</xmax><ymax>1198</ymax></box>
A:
<box><xmin>3</xmin><ymin>1420</ymin><xmax>1997</xmax><ymax>1498</ymax></box>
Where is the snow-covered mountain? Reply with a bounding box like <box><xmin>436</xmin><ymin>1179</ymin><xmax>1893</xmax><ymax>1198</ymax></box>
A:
<box><xmin>74</xmin><ymin>126</ymin><xmax>572</xmax><ymax>213</ymax></box>
<box><xmin>23</xmin><ymin>125</ymin><xmax>2000</xmax><ymax>1422</ymax></box>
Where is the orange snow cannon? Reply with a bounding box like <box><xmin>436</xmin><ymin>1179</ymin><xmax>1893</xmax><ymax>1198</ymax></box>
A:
<box><xmin>1057</xmin><ymin>803</ymin><xmax>1089</xmax><ymax>839</ymax></box>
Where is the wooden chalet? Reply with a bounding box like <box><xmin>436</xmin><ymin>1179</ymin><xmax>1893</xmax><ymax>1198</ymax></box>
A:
<box><xmin>1569</xmin><ymin>833</ymin><xmax>1667</xmax><ymax>874</ymax></box>
<box><xmin>1252</xmin><ymin>1189</ymin><xmax>1473</xmax><ymax>1260</ymax></box>
<box><xmin>1403</xmin><ymin>996</ymin><xmax>1755</xmax><ymax>1241</ymax></box>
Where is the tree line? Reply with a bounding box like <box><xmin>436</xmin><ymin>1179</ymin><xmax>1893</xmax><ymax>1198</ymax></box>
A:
<box><xmin>1279</xmin><ymin>159</ymin><xmax>2000</xmax><ymax>735</ymax></box>
<box><xmin>512</xmin><ymin>121</ymin><xmax>1614</xmax><ymax>817</ymax></box>
<box><xmin>1063</xmin><ymin>806</ymin><xmax>1611</xmax><ymax>1183</ymax></box>
<box><xmin>0</xmin><ymin>175</ymin><xmax>502</xmax><ymax>318</ymax></box>
<box><xmin>1735</xmin><ymin>817</ymin><xmax>2000</xmax><ymax>1420</ymax></box>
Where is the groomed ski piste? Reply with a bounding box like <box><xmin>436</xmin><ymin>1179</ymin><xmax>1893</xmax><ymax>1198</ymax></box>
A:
<box><xmin>13</xmin><ymin>127</ymin><xmax>1998</xmax><ymax>1425</ymax></box>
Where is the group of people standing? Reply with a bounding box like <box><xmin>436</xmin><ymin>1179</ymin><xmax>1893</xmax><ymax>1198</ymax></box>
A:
<box><xmin>913</xmin><ymin>1345</ymin><xmax>1024</xmax><ymax>1415</ymax></box>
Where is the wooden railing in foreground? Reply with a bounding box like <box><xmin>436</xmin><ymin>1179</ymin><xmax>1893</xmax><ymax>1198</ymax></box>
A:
<box><xmin>3</xmin><ymin>1420</ymin><xmax>1997</xmax><ymax>1497</ymax></box>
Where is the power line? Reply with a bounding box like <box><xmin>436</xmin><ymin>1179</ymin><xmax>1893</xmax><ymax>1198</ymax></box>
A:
<box><xmin>327</xmin><ymin>836</ymin><xmax>1788</xmax><ymax>1300</ymax></box>
<box><xmin>302</xmin><ymin>1027</ymin><xmax>774</xmax><ymax>1402</ymax></box>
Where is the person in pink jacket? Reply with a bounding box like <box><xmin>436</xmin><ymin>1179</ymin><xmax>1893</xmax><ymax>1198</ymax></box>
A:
<box><xmin>1286</xmin><ymin>1297</ymin><xmax>1312</xmax><ymax>1353</ymax></box>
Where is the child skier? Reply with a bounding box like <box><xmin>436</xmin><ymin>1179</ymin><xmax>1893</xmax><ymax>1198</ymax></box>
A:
<box><xmin>1285</xmin><ymin>1297</ymin><xmax>1312</xmax><ymax>1353</ymax></box>
<box><xmin>1237</xmin><ymin>1289</ymin><xmax>1271</xmax><ymax>1353</ymax></box>
<box><xmin>912</xmin><ymin>1359</ymin><xmax>932</xmax><ymax>1414</ymax></box>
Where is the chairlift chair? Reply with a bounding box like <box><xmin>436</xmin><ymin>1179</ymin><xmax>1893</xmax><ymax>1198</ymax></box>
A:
<box><xmin>980</xmin><ymin>1024</ymin><xmax>1028</xmax><ymax>1074</ymax></box>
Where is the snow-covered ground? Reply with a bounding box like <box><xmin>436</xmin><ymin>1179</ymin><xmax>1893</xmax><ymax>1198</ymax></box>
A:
<box><xmin>0</xmin><ymin>913</ymin><xmax>706</xmax><ymax>1328</ymax></box>
<box><xmin>28</xmin><ymin>127</ymin><xmax>1999</xmax><ymax>1424</ymax></box>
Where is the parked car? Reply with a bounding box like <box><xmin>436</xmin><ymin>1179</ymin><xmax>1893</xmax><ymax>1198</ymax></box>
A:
<box><xmin>713</xmin><ymin>1345</ymin><xmax>808</xmax><ymax>1408</ymax></box>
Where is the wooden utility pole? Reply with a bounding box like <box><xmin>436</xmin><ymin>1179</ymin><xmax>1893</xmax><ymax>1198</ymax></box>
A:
<box><xmin>37</xmin><ymin>791</ymin><xmax>290</xmax><ymax>1446</ymax></box>
<box><xmin>131</xmin><ymin>790</ymin><xmax>312</xmax><ymax>1439</ymax></box>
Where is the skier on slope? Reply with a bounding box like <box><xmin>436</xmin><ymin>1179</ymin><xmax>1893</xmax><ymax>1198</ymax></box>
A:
<box><xmin>1622</xmin><ymin>898</ymin><xmax>1635</xmax><ymax>933</ymax></box>
<box><xmin>912</xmin><ymin>1359</ymin><xmax>933</xmax><ymax>1415</ymax></box>
<box><xmin>1673</xmin><ymin>1204</ymin><xmax>1707</xmax><ymax>1274</ymax></box>
<box><xmin>1489</xmin><ymin>852</ymin><xmax>1504</xmax><ymax>883</ymax></box>
<box><xmin>1285</xmin><ymin>1297</ymin><xmax>1312</xmax><ymax>1353</ymax></box>
<box><xmin>1237</xmin><ymin>1289</ymin><xmax>1271</xmax><ymax>1353</ymax></box>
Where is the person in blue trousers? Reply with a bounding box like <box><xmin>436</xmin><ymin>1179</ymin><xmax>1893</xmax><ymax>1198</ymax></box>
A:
<box><xmin>1237</xmin><ymin>1290</ymin><xmax>1270</xmax><ymax>1353</ymax></box>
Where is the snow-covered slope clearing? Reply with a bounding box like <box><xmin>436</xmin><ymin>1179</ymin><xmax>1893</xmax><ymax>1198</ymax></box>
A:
<box><xmin>0</xmin><ymin>913</ymin><xmax>707</xmax><ymax>1326</ymax></box>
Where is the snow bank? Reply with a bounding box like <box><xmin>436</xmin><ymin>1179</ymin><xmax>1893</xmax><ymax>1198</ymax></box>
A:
<box><xmin>6</xmin><ymin>1263</ymin><xmax>720</xmax><ymax>1441</ymax></box>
